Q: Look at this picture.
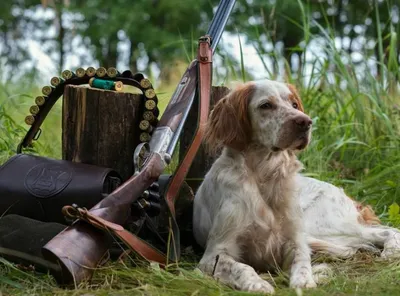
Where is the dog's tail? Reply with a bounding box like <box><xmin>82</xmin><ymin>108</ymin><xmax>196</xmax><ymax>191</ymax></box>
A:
<box><xmin>308</xmin><ymin>237</ymin><xmax>358</xmax><ymax>258</ymax></box>
<box><xmin>307</xmin><ymin>235</ymin><xmax>379</xmax><ymax>259</ymax></box>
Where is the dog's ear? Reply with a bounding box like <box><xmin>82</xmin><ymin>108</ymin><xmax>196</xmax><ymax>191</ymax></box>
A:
<box><xmin>204</xmin><ymin>82</ymin><xmax>255</xmax><ymax>155</ymax></box>
<box><xmin>287</xmin><ymin>83</ymin><xmax>304</xmax><ymax>113</ymax></box>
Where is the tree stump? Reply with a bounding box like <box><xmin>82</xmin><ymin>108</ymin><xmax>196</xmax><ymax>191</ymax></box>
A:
<box><xmin>61</xmin><ymin>84</ymin><xmax>230</xmax><ymax>252</ymax></box>
<box><xmin>179</xmin><ymin>86</ymin><xmax>230</xmax><ymax>192</ymax></box>
<box><xmin>63</xmin><ymin>84</ymin><xmax>230</xmax><ymax>185</ymax></box>
<box><xmin>62</xmin><ymin>85</ymin><xmax>143</xmax><ymax>181</ymax></box>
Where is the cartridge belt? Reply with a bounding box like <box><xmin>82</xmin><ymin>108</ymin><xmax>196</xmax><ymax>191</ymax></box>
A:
<box><xmin>18</xmin><ymin>68</ymin><xmax>160</xmax><ymax>153</ymax></box>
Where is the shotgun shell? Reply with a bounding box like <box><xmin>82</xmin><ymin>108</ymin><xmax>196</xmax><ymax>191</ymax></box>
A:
<box><xmin>140</xmin><ymin>132</ymin><xmax>151</xmax><ymax>142</ymax></box>
<box><xmin>137</xmin><ymin>198</ymin><xmax>151</xmax><ymax>209</ymax></box>
<box><xmin>145</xmin><ymin>88</ymin><xmax>156</xmax><ymax>99</ymax></box>
<box><xmin>76</xmin><ymin>67</ymin><xmax>86</xmax><ymax>77</ymax></box>
<box><xmin>29</xmin><ymin>105</ymin><xmax>40</xmax><ymax>115</ymax></box>
<box><xmin>86</xmin><ymin>67</ymin><xmax>96</xmax><ymax>77</ymax></box>
<box><xmin>42</xmin><ymin>85</ymin><xmax>53</xmax><ymax>96</ymax></box>
<box><xmin>50</xmin><ymin>76</ymin><xmax>64</xmax><ymax>87</ymax></box>
<box><xmin>140</xmin><ymin>78</ymin><xmax>152</xmax><ymax>89</ymax></box>
<box><xmin>96</xmin><ymin>67</ymin><xmax>107</xmax><ymax>77</ymax></box>
<box><xmin>143</xmin><ymin>111</ymin><xmax>156</xmax><ymax>122</ymax></box>
<box><xmin>149</xmin><ymin>182</ymin><xmax>160</xmax><ymax>192</ymax></box>
<box><xmin>25</xmin><ymin>115</ymin><xmax>35</xmax><ymax>125</ymax></box>
<box><xmin>114</xmin><ymin>81</ymin><xmax>123</xmax><ymax>91</ymax></box>
<box><xmin>35</xmin><ymin>96</ymin><xmax>46</xmax><ymax>106</ymax></box>
<box><xmin>122</xmin><ymin>70</ymin><xmax>133</xmax><ymax>78</ymax></box>
<box><xmin>145</xmin><ymin>100</ymin><xmax>157</xmax><ymax>110</ymax></box>
<box><xmin>147</xmin><ymin>125</ymin><xmax>154</xmax><ymax>133</ymax></box>
<box><xmin>61</xmin><ymin>70</ymin><xmax>75</xmax><ymax>80</ymax></box>
<box><xmin>139</xmin><ymin>120</ymin><xmax>150</xmax><ymax>131</ymax></box>
<box><xmin>107</xmin><ymin>67</ymin><xmax>120</xmax><ymax>78</ymax></box>
<box><xmin>133</xmin><ymin>73</ymin><xmax>145</xmax><ymax>82</ymax></box>
<box><xmin>89</xmin><ymin>78</ymin><xmax>124</xmax><ymax>91</ymax></box>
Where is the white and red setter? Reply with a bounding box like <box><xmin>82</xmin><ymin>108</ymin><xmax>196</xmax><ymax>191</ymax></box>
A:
<box><xmin>192</xmin><ymin>79</ymin><xmax>400</xmax><ymax>294</ymax></box>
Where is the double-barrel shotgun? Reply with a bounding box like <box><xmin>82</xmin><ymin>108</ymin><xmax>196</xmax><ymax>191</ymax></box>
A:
<box><xmin>41</xmin><ymin>0</ymin><xmax>237</xmax><ymax>286</ymax></box>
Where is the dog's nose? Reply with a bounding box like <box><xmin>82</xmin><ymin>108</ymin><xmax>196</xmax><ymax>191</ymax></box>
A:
<box><xmin>294</xmin><ymin>115</ymin><xmax>312</xmax><ymax>131</ymax></box>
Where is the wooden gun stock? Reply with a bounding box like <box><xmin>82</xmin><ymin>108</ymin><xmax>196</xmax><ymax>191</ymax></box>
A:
<box><xmin>42</xmin><ymin>152</ymin><xmax>165</xmax><ymax>285</ymax></box>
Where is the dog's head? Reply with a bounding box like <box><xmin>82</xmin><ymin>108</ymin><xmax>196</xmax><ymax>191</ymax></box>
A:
<box><xmin>204</xmin><ymin>79</ymin><xmax>312</xmax><ymax>154</ymax></box>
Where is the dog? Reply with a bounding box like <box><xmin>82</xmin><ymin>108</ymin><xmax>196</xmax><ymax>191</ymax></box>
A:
<box><xmin>295</xmin><ymin>175</ymin><xmax>400</xmax><ymax>261</ymax></box>
<box><xmin>192</xmin><ymin>79</ymin><xmax>400</xmax><ymax>294</ymax></box>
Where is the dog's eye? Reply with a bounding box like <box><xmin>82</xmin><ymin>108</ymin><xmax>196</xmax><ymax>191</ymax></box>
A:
<box><xmin>259</xmin><ymin>102</ymin><xmax>272</xmax><ymax>109</ymax></box>
<box><xmin>292</xmin><ymin>102</ymin><xmax>298</xmax><ymax>109</ymax></box>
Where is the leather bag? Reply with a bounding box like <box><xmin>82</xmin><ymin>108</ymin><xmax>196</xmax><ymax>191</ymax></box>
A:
<box><xmin>0</xmin><ymin>153</ymin><xmax>122</xmax><ymax>224</ymax></box>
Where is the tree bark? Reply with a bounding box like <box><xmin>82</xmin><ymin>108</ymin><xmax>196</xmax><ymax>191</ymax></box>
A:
<box><xmin>62</xmin><ymin>85</ymin><xmax>143</xmax><ymax>181</ymax></box>
<box><xmin>62</xmin><ymin>84</ymin><xmax>231</xmax><ymax>201</ymax></box>
<box><xmin>57</xmin><ymin>7</ymin><xmax>64</xmax><ymax>73</ymax></box>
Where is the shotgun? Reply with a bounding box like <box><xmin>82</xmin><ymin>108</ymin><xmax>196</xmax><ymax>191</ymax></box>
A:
<box><xmin>41</xmin><ymin>0</ymin><xmax>236</xmax><ymax>286</ymax></box>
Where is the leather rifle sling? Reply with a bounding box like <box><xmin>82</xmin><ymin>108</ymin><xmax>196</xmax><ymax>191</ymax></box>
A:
<box><xmin>62</xmin><ymin>205</ymin><xmax>167</xmax><ymax>266</ymax></box>
<box><xmin>62</xmin><ymin>36</ymin><xmax>213</xmax><ymax>266</ymax></box>
<box><xmin>163</xmin><ymin>35</ymin><xmax>213</xmax><ymax>261</ymax></box>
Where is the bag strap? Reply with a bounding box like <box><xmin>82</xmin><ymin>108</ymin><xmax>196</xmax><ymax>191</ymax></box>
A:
<box><xmin>61</xmin><ymin>35</ymin><xmax>213</xmax><ymax>266</ymax></box>
<box><xmin>17</xmin><ymin>69</ymin><xmax>159</xmax><ymax>153</ymax></box>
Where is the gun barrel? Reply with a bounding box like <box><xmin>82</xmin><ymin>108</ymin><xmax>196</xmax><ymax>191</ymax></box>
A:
<box><xmin>151</xmin><ymin>0</ymin><xmax>236</xmax><ymax>157</ymax></box>
<box><xmin>207</xmin><ymin>0</ymin><xmax>236</xmax><ymax>52</ymax></box>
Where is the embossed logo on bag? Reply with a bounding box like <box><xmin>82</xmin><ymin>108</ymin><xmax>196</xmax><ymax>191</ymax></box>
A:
<box><xmin>25</xmin><ymin>163</ymin><xmax>73</xmax><ymax>198</ymax></box>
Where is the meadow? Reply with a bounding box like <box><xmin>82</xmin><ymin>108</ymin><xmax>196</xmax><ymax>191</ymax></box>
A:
<box><xmin>1</xmin><ymin>7</ymin><xmax>400</xmax><ymax>295</ymax></box>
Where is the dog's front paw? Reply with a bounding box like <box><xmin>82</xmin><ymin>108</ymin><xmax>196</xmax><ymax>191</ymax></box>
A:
<box><xmin>290</xmin><ymin>273</ymin><xmax>317</xmax><ymax>289</ymax></box>
<box><xmin>242</xmin><ymin>279</ymin><xmax>275</xmax><ymax>294</ymax></box>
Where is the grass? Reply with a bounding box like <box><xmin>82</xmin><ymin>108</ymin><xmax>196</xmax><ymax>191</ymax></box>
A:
<box><xmin>2</xmin><ymin>1</ymin><xmax>400</xmax><ymax>295</ymax></box>
<box><xmin>2</xmin><ymin>252</ymin><xmax>400</xmax><ymax>295</ymax></box>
